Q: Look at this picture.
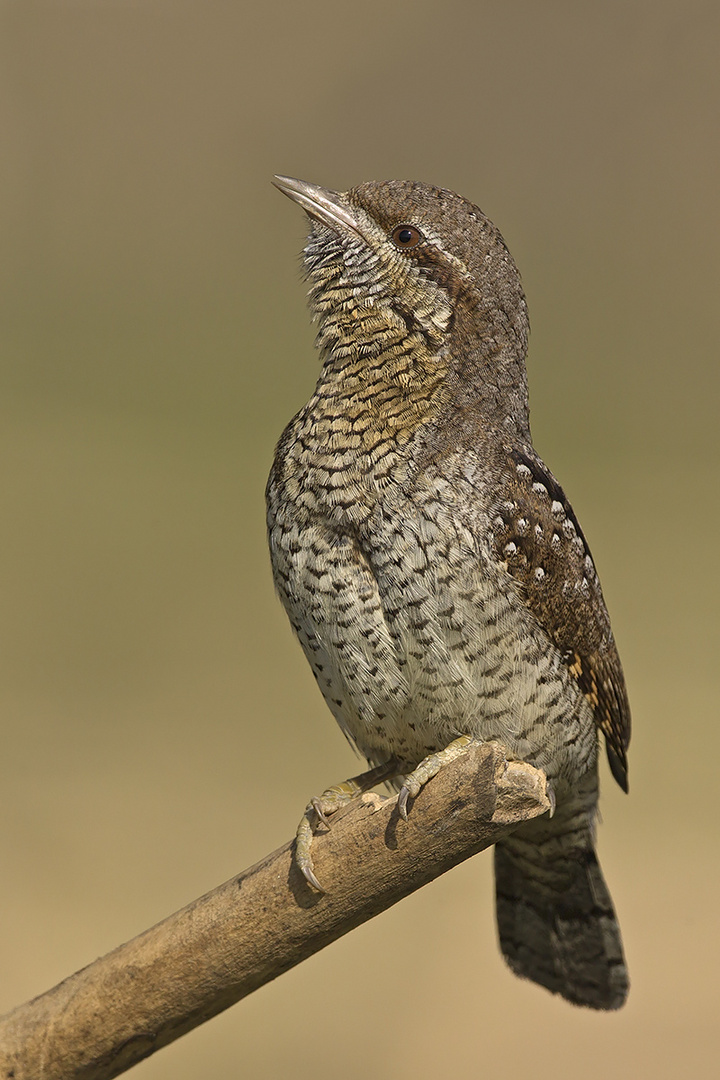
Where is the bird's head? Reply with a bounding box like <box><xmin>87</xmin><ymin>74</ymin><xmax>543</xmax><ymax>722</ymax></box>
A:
<box><xmin>274</xmin><ymin>175</ymin><xmax>528</xmax><ymax>357</ymax></box>
<box><xmin>273</xmin><ymin>176</ymin><xmax>531</xmax><ymax>444</ymax></box>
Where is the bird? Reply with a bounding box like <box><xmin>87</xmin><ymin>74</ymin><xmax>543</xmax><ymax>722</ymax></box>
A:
<box><xmin>266</xmin><ymin>174</ymin><xmax>630</xmax><ymax>1010</ymax></box>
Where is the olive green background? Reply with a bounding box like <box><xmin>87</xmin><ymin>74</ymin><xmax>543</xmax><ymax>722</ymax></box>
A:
<box><xmin>1</xmin><ymin>1</ymin><xmax>718</xmax><ymax>1076</ymax></box>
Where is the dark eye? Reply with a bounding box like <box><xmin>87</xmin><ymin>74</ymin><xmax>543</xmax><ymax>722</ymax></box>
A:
<box><xmin>391</xmin><ymin>224</ymin><xmax>423</xmax><ymax>249</ymax></box>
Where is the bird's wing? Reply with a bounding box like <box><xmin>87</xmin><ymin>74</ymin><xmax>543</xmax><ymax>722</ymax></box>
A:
<box><xmin>491</xmin><ymin>448</ymin><xmax>630</xmax><ymax>791</ymax></box>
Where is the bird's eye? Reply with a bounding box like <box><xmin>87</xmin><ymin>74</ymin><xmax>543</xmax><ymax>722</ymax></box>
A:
<box><xmin>391</xmin><ymin>224</ymin><xmax>423</xmax><ymax>249</ymax></box>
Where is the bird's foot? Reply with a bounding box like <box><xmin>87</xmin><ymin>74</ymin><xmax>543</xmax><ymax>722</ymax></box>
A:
<box><xmin>296</xmin><ymin>759</ymin><xmax>400</xmax><ymax>892</ymax></box>
<box><xmin>397</xmin><ymin>734</ymin><xmax>479</xmax><ymax>820</ymax></box>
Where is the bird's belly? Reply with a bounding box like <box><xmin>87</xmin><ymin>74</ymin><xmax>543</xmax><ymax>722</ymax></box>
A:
<box><xmin>269</xmin><ymin>497</ymin><xmax>597</xmax><ymax>786</ymax></box>
<box><xmin>353</xmin><ymin>557</ymin><xmax>595</xmax><ymax>784</ymax></box>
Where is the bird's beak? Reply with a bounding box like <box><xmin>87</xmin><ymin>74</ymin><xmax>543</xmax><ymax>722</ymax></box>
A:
<box><xmin>272</xmin><ymin>175</ymin><xmax>364</xmax><ymax>239</ymax></box>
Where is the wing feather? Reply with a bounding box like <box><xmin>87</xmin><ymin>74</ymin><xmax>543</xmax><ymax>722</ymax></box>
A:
<box><xmin>492</xmin><ymin>449</ymin><xmax>630</xmax><ymax>791</ymax></box>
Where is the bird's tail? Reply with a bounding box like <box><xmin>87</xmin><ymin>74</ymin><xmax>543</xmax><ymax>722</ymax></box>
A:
<box><xmin>494</xmin><ymin>795</ymin><xmax>628</xmax><ymax>1010</ymax></box>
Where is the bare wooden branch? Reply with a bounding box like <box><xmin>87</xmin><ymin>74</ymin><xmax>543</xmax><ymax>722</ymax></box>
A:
<box><xmin>0</xmin><ymin>742</ymin><xmax>550</xmax><ymax>1080</ymax></box>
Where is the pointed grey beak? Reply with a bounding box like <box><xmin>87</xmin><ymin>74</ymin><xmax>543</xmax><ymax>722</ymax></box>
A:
<box><xmin>272</xmin><ymin>175</ymin><xmax>363</xmax><ymax>238</ymax></box>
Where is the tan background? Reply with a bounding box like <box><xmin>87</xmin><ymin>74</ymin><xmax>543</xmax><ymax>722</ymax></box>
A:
<box><xmin>1</xmin><ymin>1</ymin><xmax>718</xmax><ymax>1076</ymax></box>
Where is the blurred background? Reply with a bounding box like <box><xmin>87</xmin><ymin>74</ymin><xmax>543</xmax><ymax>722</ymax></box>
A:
<box><xmin>1</xmin><ymin>0</ymin><xmax>718</xmax><ymax>1075</ymax></box>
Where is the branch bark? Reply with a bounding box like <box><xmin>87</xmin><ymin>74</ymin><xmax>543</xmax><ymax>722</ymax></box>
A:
<box><xmin>0</xmin><ymin>742</ymin><xmax>550</xmax><ymax>1080</ymax></box>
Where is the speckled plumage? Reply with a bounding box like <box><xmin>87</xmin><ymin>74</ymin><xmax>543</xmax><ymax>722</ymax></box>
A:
<box><xmin>267</xmin><ymin>176</ymin><xmax>630</xmax><ymax>1009</ymax></box>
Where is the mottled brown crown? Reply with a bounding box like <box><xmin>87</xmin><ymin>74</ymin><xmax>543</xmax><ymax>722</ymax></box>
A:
<box><xmin>349</xmin><ymin>179</ymin><xmax>527</xmax><ymax>325</ymax></box>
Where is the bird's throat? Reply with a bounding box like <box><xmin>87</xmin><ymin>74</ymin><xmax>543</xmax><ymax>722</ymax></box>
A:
<box><xmin>311</xmin><ymin>301</ymin><xmax>452</xmax><ymax>453</ymax></box>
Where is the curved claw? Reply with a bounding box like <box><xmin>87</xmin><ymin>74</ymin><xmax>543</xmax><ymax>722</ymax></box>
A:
<box><xmin>296</xmin><ymin>833</ymin><xmax>326</xmax><ymax>893</ymax></box>
<box><xmin>397</xmin><ymin>785</ymin><xmax>411</xmax><ymax>821</ymax></box>
<box><xmin>310</xmin><ymin>796</ymin><xmax>332</xmax><ymax>829</ymax></box>
<box><xmin>296</xmin><ymin>813</ymin><xmax>327</xmax><ymax>893</ymax></box>
<box><xmin>300</xmin><ymin>861</ymin><xmax>326</xmax><ymax>894</ymax></box>
<box><xmin>547</xmin><ymin>783</ymin><xmax>557</xmax><ymax>818</ymax></box>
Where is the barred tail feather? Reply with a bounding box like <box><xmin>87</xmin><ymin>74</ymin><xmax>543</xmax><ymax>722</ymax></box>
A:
<box><xmin>494</xmin><ymin>832</ymin><xmax>628</xmax><ymax>1010</ymax></box>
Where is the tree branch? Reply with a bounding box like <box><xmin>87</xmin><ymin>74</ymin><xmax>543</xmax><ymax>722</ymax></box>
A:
<box><xmin>0</xmin><ymin>742</ymin><xmax>550</xmax><ymax>1079</ymax></box>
